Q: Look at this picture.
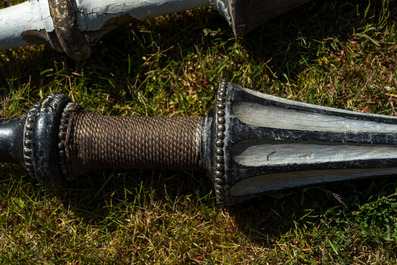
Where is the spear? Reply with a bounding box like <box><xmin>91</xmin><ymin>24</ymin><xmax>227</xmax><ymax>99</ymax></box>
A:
<box><xmin>2</xmin><ymin>80</ymin><xmax>397</xmax><ymax>206</ymax></box>
<box><xmin>0</xmin><ymin>0</ymin><xmax>310</xmax><ymax>60</ymax></box>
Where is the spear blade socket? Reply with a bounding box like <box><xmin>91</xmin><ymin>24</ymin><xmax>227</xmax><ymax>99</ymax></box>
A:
<box><xmin>203</xmin><ymin>81</ymin><xmax>397</xmax><ymax>206</ymax></box>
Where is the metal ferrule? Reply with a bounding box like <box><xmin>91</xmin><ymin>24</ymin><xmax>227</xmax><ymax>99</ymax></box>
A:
<box><xmin>22</xmin><ymin>93</ymin><xmax>71</xmax><ymax>189</ymax></box>
<box><xmin>200</xmin><ymin>80</ymin><xmax>229</xmax><ymax>204</ymax></box>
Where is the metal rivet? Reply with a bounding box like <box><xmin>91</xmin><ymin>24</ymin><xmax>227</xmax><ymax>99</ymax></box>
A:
<box><xmin>58</xmin><ymin>132</ymin><xmax>66</xmax><ymax>140</ymax></box>
<box><xmin>217</xmin><ymin>124</ymin><xmax>225</xmax><ymax>132</ymax></box>
<box><xmin>24</xmin><ymin>149</ymin><xmax>32</xmax><ymax>156</ymax></box>
<box><xmin>219</xmin><ymin>92</ymin><xmax>226</xmax><ymax>97</ymax></box>
<box><xmin>216</xmin><ymin>189</ymin><xmax>224</xmax><ymax>195</ymax></box>
<box><xmin>215</xmin><ymin>171</ymin><xmax>223</xmax><ymax>178</ymax></box>
<box><xmin>215</xmin><ymin>178</ymin><xmax>223</xmax><ymax>185</ymax></box>
<box><xmin>216</xmin><ymin>140</ymin><xmax>224</xmax><ymax>148</ymax></box>
<box><xmin>59</xmin><ymin>125</ymin><xmax>66</xmax><ymax>131</ymax></box>
<box><xmin>217</xmin><ymin>103</ymin><xmax>225</xmax><ymax>109</ymax></box>
<box><xmin>217</xmin><ymin>117</ymin><xmax>225</xmax><ymax>124</ymax></box>
<box><xmin>62</xmin><ymin>112</ymin><xmax>69</xmax><ymax>119</ymax></box>
<box><xmin>24</xmin><ymin>140</ymin><xmax>31</xmax><ymax>148</ymax></box>
<box><xmin>24</xmin><ymin>131</ymin><xmax>32</xmax><ymax>139</ymax></box>
<box><xmin>216</xmin><ymin>184</ymin><xmax>223</xmax><ymax>191</ymax></box>
<box><xmin>216</xmin><ymin>164</ymin><xmax>224</xmax><ymax>171</ymax></box>
<box><xmin>26</xmin><ymin>124</ymin><xmax>32</xmax><ymax>130</ymax></box>
<box><xmin>217</xmin><ymin>110</ymin><xmax>225</xmax><ymax>116</ymax></box>
<box><xmin>216</xmin><ymin>148</ymin><xmax>223</xmax><ymax>156</ymax></box>
<box><xmin>60</xmin><ymin>118</ymin><xmax>68</xmax><ymax>125</ymax></box>
<box><xmin>217</xmin><ymin>132</ymin><xmax>225</xmax><ymax>140</ymax></box>
<box><xmin>216</xmin><ymin>156</ymin><xmax>224</xmax><ymax>164</ymax></box>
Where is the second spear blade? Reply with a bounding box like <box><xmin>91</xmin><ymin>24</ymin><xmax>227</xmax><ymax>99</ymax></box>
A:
<box><xmin>0</xmin><ymin>0</ymin><xmax>311</xmax><ymax>60</ymax></box>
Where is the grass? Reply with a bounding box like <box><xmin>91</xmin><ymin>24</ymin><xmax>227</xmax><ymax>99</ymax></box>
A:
<box><xmin>1</xmin><ymin>0</ymin><xmax>397</xmax><ymax>263</ymax></box>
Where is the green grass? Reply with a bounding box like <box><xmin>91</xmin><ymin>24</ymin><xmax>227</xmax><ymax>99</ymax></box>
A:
<box><xmin>1</xmin><ymin>0</ymin><xmax>397</xmax><ymax>263</ymax></box>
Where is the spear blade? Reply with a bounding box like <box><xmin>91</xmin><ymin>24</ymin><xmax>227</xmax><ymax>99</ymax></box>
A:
<box><xmin>207</xmin><ymin>81</ymin><xmax>397</xmax><ymax>205</ymax></box>
<box><xmin>0</xmin><ymin>0</ymin><xmax>311</xmax><ymax>60</ymax></box>
<box><xmin>3</xmin><ymin>81</ymin><xmax>397</xmax><ymax>206</ymax></box>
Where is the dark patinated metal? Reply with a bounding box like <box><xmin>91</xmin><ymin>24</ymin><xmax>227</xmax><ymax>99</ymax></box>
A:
<box><xmin>26</xmin><ymin>93</ymin><xmax>71</xmax><ymax>188</ymax></box>
<box><xmin>200</xmin><ymin>80</ymin><xmax>228</xmax><ymax>204</ymax></box>
<box><xmin>47</xmin><ymin>0</ymin><xmax>92</xmax><ymax>61</ymax></box>
<box><xmin>0</xmin><ymin>116</ymin><xmax>25</xmax><ymax>164</ymax></box>
<box><xmin>0</xmin><ymin>93</ymin><xmax>71</xmax><ymax>189</ymax></box>
<box><xmin>23</xmin><ymin>102</ymin><xmax>39</xmax><ymax>177</ymax></box>
<box><xmin>19</xmin><ymin>0</ymin><xmax>92</xmax><ymax>61</ymax></box>
<box><xmin>218</xmin><ymin>0</ymin><xmax>311</xmax><ymax>36</ymax></box>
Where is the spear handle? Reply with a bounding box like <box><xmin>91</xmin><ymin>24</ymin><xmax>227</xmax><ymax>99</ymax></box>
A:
<box><xmin>8</xmin><ymin>93</ymin><xmax>204</xmax><ymax>190</ymax></box>
<box><xmin>60</xmin><ymin>104</ymin><xmax>203</xmax><ymax>180</ymax></box>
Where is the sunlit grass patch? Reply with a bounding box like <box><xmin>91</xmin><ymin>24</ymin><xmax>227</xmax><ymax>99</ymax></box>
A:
<box><xmin>0</xmin><ymin>0</ymin><xmax>397</xmax><ymax>263</ymax></box>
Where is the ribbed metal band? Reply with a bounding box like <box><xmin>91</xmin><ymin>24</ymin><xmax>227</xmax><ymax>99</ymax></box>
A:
<box><xmin>213</xmin><ymin>80</ymin><xmax>228</xmax><ymax>204</ymax></box>
<box><xmin>23</xmin><ymin>102</ymin><xmax>40</xmax><ymax>177</ymax></box>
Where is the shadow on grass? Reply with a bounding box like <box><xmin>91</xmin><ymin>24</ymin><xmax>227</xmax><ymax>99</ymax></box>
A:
<box><xmin>42</xmin><ymin>162</ymin><xmax>397</xmax><ymax>232</ymax></box>
<box><xmin>53</xmin><ymin>169</ymin><xmax>214</xmax><ymax>221</ymax></box>
<box><xmin>228</xmin><ymin>176</ymin><xmax>397</xmax><ymax>247</ymax></box>
<box><xmin>242</xmin><ymin>0</ymin><xmax>396</xmax><ymax>75</ymax></box>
